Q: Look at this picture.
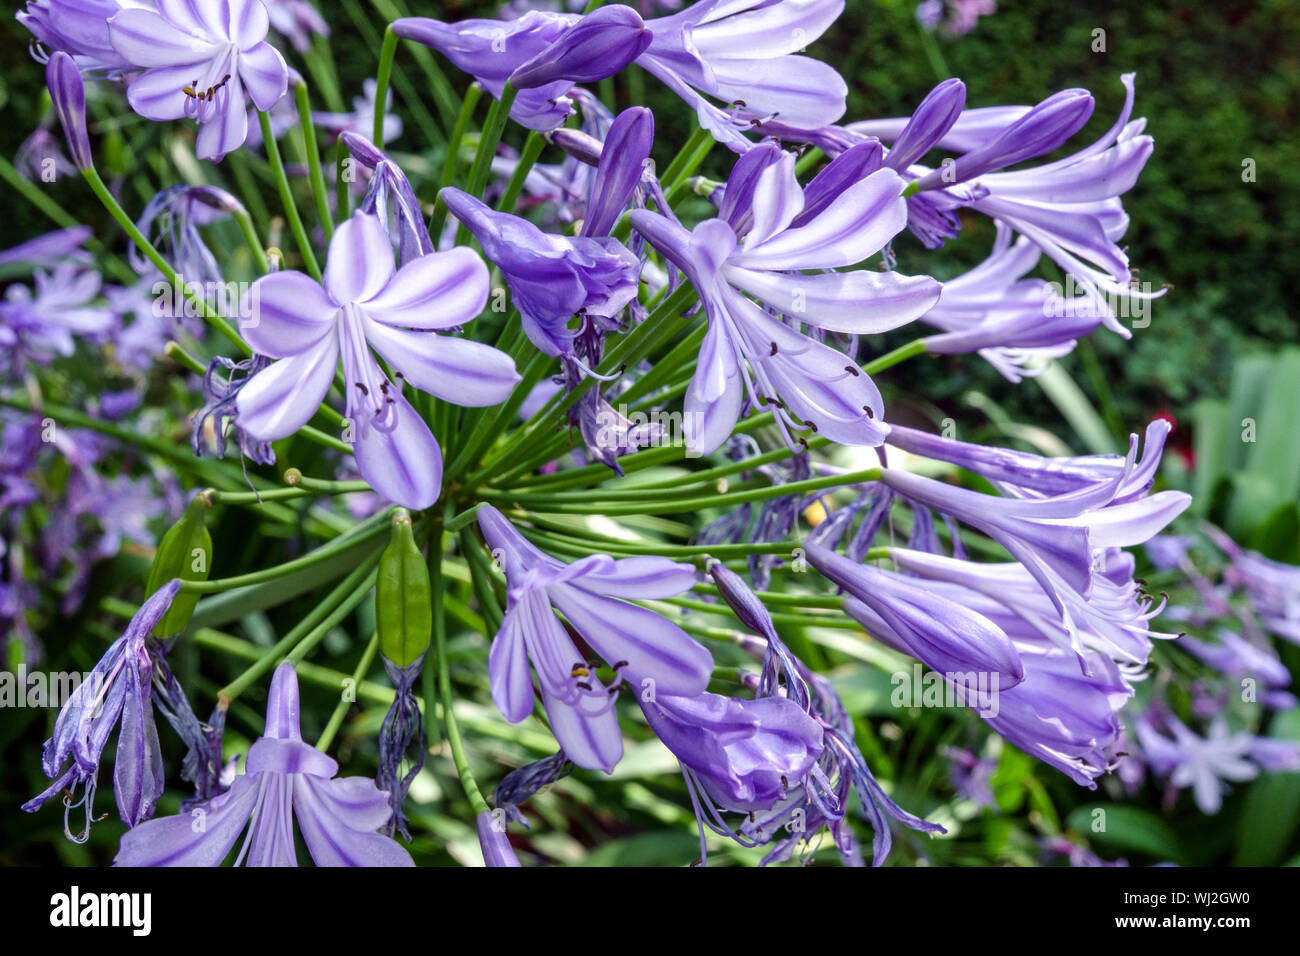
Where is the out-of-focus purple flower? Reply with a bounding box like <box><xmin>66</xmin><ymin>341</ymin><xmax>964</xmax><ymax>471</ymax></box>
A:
<box><xmin>264</xmin><ymin>0</ymin><xmax>329</xmax><ymax>54</ymax></box>
<box><xmin>116</xmin><ymin>663</ymin><xmax>415</xmax><ymax>866</ymax></box>
<box><xmin>477</xmin><ymin>504</ymin><xmax>712</xmax><ymax>772</ymax></box>
<box><xmin>107</xmin><ymin>0</ymin><xmax>290</xmax><ymax>161</ymax></box>
<box><xmin>1040</xmin><ymin>835</ymin><xmax>1127</xmax><ymax>867</ymax></box>
<box><xmin>0</xmin><ymin>261</ymin><xmax>117</xmax><ymax>368</ymax></box>
<box><xmin>918</xmin><ymin>0</ymin><xmax>996</xmax><ymax>37</ymax></box>
<box><xmin>1220</xmin><ymin>542</ymin><xmax>1300</xmax><ymax>645</ymax></box>
<box><xmin>1144</xmin><ymin>533</ymin><xmax>1197</xmax><ymax>573</ymax></box>
<box><xmin>476</xmin><ymin>810</ymin><xmax>522</xmax><ymax>866</ymax></box>
<box><xmin>0</xmin><ymin>226</ymin><xmax>92</xmax><ymax>270</ymax></box>
<box><xmin>1135</xmin><ymin>715</ymin><xmax>1276</xmax><ymax>814</ymax></box>
<box><xmin>442</xmin><ymin>187</ymin><xmax>639</xmax><ymax>358</ymax></box>
<box><xmin>633</xmin><ymin>144</ymin><xmax>940</xmax><ymax>454</ymax></box>
<box><xmin>235</xmin><ymin>212</ymin><xmax>519</xmax><ymax>508</ymax></box>
<box><xmin>1181</xmin><ymin>629</ymin><xmax>1294</xmax><ymax>708</ymax></box>
<box><xmin>45</xmin><ymin>51</ymin><xmax>93</xmax><ymax>170</ymax></box>
<box><xmin>132</xmin><ymin>185</ymin><xmax>244</xmax><ymax>289</ymax></box>
<box><xmin>16</xmin><ymin>128</ymin><xmax>78</xmax><ymax>183</ymax></box>
<box><xmin>942</xmin><ymin>746</ymin><xmax>997</xmax><ymax>809</ymax></box>
<box><xmin>314</xmin><ymin>79</ymin><xmax>401</xmax><ymax>146</ymax></box>
<box><xmin>24</xmin><ymin>580</ymin><xmax>182</xmax><ymax>836</ymax></box>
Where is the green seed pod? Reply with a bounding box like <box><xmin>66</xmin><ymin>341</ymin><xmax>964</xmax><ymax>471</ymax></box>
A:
<box><xmin>377</xmin><ymin>509</ymin><xmax>432</xmax><ymax>667</ymax></box>
<box><xmin>145</xmin><ymin>491</ymin><xmax>213</xmax><ymax>637</ymax></box>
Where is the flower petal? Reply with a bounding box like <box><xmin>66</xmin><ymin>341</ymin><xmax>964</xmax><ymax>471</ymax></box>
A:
<box><xmin>352</xmin><ymin>391</ymin><xmax>443</xmax><ymax>510</ymax></box>
<box><xmin>362</xmin><ymin>320</ymin><xmax>519</xmax><ymax>407</ymax></box>
<box><xmin>363</xmin><ymin>247</ymin><xmax>490</xmax><ymax>330</ymax></box>
<box><xmin>241</xmin><ymin>270</ymin><xmax>338</xmax><ymax>357</ymax></box>
<box><xmin>490</xmin><ymin>605</ymin><xmax>536</xmax><ymax>723</ymax></box>
<box><xmin>726</xmin><ymin>266</ymin><xmax>940</xmax><ymax>334</ymax></box>
<box><xmin>235</xmin><ymin>336</ymin><xmax>339</xmax><ymax>442</ymax></box>
<box><xmin>113</xmin><ymin>773</ymin><xmax>260</xmax><ymax>867</ymax></box>
<box><xmin>125</xmin><ymin>63</ymin><xmax>207</xmax><ymax>122</ymax></box>
<box><xmin>194</xmin><ymin>80</ymin><xmax>248</xmax><ymax>161</ymax></box>
<box><xmin>549</xmin><ymin>584</ymin><xmax>713</xmax><ymax>698</ymax></box>
<box><xmin>734</xmin><ymin>168</ymin><xmax>907</xmax><ymax>271</ymax></box>
<box><xmin>293</xmin><ymin>775</ymin><xmax>415</xmax><ymax>866</ymax></box>
<box><xmin>109</xmin><ymin>9</ymin><xmax>218</xmax><ymax>68</ymax></box>
<box><xmin>237</xmin><ymin>41</ymin><xmax>288</xmax><ymax>112</ymax></box>
<box><xmin>326</xmin><ymin>213</ymin><xmax>396</xmax><ymax>305</ymax></box>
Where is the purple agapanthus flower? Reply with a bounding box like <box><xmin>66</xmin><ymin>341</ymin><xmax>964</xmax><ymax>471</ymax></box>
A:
<box><xmin>132</xmin><ymin>184</ymin><xmax>245</xmax><ymax>289</ymax></box>
<box><xmin>340</xmin><ymin>132</ymin><xmax>432</xmax><ymax>265</ymax></box>
<box><xmin>107</xmin><ymin>0</ymin><xmax>290</xmax><ymax>161</ymax></box>
<box><xmin>917</xmin><ymin>224</ymin><xmax>1110</xmax><ymax>381</ymax></box>
<box><xmin>17</xmin><ymin>0</ymin><xmax>136</xmax><ymax>73</ymax></box>
<box><xmin>1180</xmin><ymin>629</ymin><xmax>1295</xmax><ymax>710</ymax></box>
<box><xmin>477</xmin><ymin>504</ymin><xmax>713</xmax><ymax>772</ymax></box>
<box><xmin>1136</xmin><ymin>714</ymin><xmax>1299</xmax><ymax>814</ymax></box>
<box><xmin>116</xmin><ymin>662</ymin><xmax>415</xmax><ymax>866</ymax></box>
<box><xmin>641</xmin><ymin>689</ymin><xmax>824</xmax><ymax>863</ymax></box>
<box><xmin>808</xmin><ymin>541</ymin><xmax>1025</xmax><ymax>688</ymax></box>
<box><xmin>235</xmin><ymin>211</ymin><xmax>520</xmax><ymax>509</ymax></box>
<box><xmin>879</xmin><ymin>431</ymin><xmax>1190</xmax><ymax>642</ymax></box>
<box><xmin>633</xmin><ymin>143</ymin><xmax>940</xmax><ymax>454</ymax></box>
<box><xmin>396</xmin><ymin>0</ymin><xmax>849</xmax><ymax>150</ymax></box>
<box><xmin>263</xmin><ymin>0</ymin><xmax>329</xmax><ymax>54</ymax></box>
<box><xmin>441</xmin><ymin>187</ymin><xmax>640</xmax><ymax>358</ymax></box>
<box><xmin>709</xmin><ymin>563</ymin><xmax>944</xmax><ymax>865</ymax></box>
<box><xmin>24</xmin><ymin>580</ymin><xmax>182</xmax><ymax>837</ymax></box>
<box><xmin>1</xmin><ymin>261</ymin><xmax>117</xmax><ymax>369</ymax></box>
<box><xmin>0</xmin><ymin>225</ymin><xmax>92</xmax><ymax>271</ymax></box>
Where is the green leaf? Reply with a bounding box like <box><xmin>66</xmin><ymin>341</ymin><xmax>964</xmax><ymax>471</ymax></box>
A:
<box><xmin>1064</xmin><ymin>805</ymin><xmax>1185</xmax><ymax>864</ymax></box>
<box><xmin>145</xmin><ymin>494</ymin><xmax>212</xmax><ymax>637</ymax></box>
<box><xmin>1250</xmin><ymin>502</ymin><xmax>1300</xmax><ymax>564</ymax></box>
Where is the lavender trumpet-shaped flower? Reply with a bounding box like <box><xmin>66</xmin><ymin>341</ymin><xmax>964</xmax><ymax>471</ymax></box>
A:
<box><xmin>234</xmin><ymin>211</ymin><xmax>521</xmax><ymax>509</ymax></box>
<box><xmin>477</xmin><ymin>505</ymin><xmax>713</xmax><ymax>772</ymax></box>
<box><xmin>23</xmin><ymin>580</ymin><xmax>182</xmax><ymax>837</ymax></box>
<box><xmin>116</xmin><ymin>663</ymin><xmax>415</xmax><ymax>866</ymax></box>
<box><xmin>392</xmin><ymin>12</ymin><xmax>582</xmax><ymax>131</ymax></box>
<box><xmin>45</xmin><ymin>51</ymin><xmax>93</xmax><ymax>170</ymax></box>
<box><xmin>916</xmin><ymin>224</ymin><xmax>1112</xmax><ymax>381</ymax></box>
<box><xmin>106</xmin><ymin>0</ymin><xmax>290</xmax><ymax>161</ymax></box>
<box><xmin>632</xmin><ymin>144</ymin><xmax>940</xmax><ymax>454</ymax></box>
<box><xmin>0</xmin><ymin>225</ymin><xmax>92</xmax><ymax>271</ymax></box>
<box><xmin>397</xmin><ymin>0</ymin><xmax>849</xmax><ymax>150</ymax></box>
<box><xmin>808</xmin><ymin>542</ymin><xmax>1025</xmax><ymax>690</ymax></box>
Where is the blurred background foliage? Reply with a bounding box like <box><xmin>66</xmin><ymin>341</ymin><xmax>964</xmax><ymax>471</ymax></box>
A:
<box><xmin>1</xmin><ymin>0</ymin><xmax>1298</xmax><ymax>866</ymax></box>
